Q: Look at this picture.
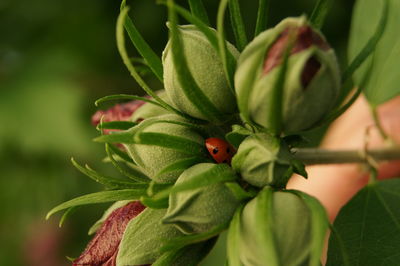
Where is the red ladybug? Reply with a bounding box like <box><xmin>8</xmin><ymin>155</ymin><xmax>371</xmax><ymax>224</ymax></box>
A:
<box><xmin>205</xmin><ymin>138</ymin><xmax>236</xmax><ymax>164</ymax></box>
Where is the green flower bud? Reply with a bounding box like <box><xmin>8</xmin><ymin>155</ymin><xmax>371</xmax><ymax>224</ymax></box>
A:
<box><xmin>125</xmin><ymin>114</ymin><xmax>208</xmax><ymax>183</ymax></box>
<box><xmin>163</xmin><ymin>25</ymin><xmax>239</xmax><ymax>122</ymax></box>
<box><xmin>232</xmin><ymin>133</ymin><xmax>299</xmax><ymax>188</ymax></box>
<box><xmin>117</xmin><ymin>208</ymin><xmax>184</xmax><ymax>265</ymax></box>
<box><xmin>162</xmin><ymin>163</ymin><xmax>240</xmax><ymax>234</ymax></box>
<box><xmin>235</xmin><ymin>16</ymin><xmax>340</xmax><ymax>133</ymax></box>
<box><xmin>231</xmin><ymin>187</ymin><xmax>328</xmax><ymax>266</ymax></box>
<box><xmin>130</xmin><ymin>90</ymin><xmax>171</xmax><ymax>122</ymax></box>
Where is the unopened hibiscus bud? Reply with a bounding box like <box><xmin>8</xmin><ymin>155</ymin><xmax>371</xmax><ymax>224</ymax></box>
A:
<box><xmin>229</xmin><ymin>187</ymin><xmax>328</xmax><ymax>266</ymax></box>
<box><xmin>163</xmin><ymin>25</ymin><xmax>239</xmax><ymax>122</ymax></box>
<box><xmin>235</xmin><ymin>16</ymin><xmax>340</xmax><ymax>133</ymax></box>
<box><xmin>162</xmin><ymin>163</ymin><xmax>240</xmax><ymax>234</ymax></box>
<box><xmin>125</xmin><ymin>114</ymin><xmax>208</xmax><ymax>183</ymax></box>
<box><xmin>117</xmin><ymin>208</ymin><xmax>184</xmax><ymax>265</ymax></box>
<box><xmin>232</xmin><ymin>133</ymin><xmax>305</xmax><ymax>188</ymax></box>
<box><xmin>72</xmin><ymin>201</ymin><xmax>145</xmax><ymax>266</ymax></box>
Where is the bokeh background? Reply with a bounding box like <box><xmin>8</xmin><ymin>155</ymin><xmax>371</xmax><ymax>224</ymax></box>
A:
<box><xmin>0</xmin><ymin>0</ymin><xmax>354</xmax><ymax>265</ymax></box>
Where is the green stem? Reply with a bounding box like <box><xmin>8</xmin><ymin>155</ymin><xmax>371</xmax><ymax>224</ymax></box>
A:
<box><xmin>293</xmin><ymin>147</ymin><xmax>400</xmax><ymax>165</ymax></box>
<box><xmin>370</xmin><ymin>105</ymin><xmax>390</xmax><ymax>142</ymax></box>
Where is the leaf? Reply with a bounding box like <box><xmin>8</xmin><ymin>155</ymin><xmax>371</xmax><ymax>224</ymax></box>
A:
<box><xmin>120</xmin><ymin>0</ymin><xmax>163</xmax><ymax>81</ymax></box>
<box><xmin>97</xmin><ymin>121</ymin><xmax>137</xmax><ymax>131</ymax></box>
<box><xmin>59</xmin><ymin>206</ymin><xmax>79</xmax><ymax>228</ymax></box>
<box><xmin>326</xmin><ymin>179</ymin><xmax>400</xmax><ymax>266</ymax></box>
<box><xmin>154</xmin><ymin>163</ymin><xmax>238</xmax><ymax>199</ymax></box>
<box><xmin>228</xmin><ymin>0</ymin><xmax>248</xmax><ymax>51</ymax></box>
<box><xmin>254</xmin><ymin>0</ymin><xmax>270</xmax><ymax>37</ymax></box>
<box><xmin>95</xmin><ymin>94</ymin><xmax>161</xmax><ymax>107</ymax></box>
<box><xmin>166</xmin><ymin>0</ymin><xmax>225</xmax><ymax>123</ymax></box>
<box><xmin>46</xmin><ymin>189</ymin><xmax>147</xmax><ymax>219</ymax></box>
<box><xmin>71</xmin><ymin>158</ymin><xmax>139</xmax><ymax>189</ymax></box>
<box><xmin>107</xmin><ymin>143</ymin><xmax>134</xmax><ymax>164</ymax></box>
<box><xmin>105</xmin><ymin>143</ymin><xmax>151</xmax><ymax>183</ymax></box>
<box><xmin>117</xmin><ymin>6</ymin><xmax>189</xmax><ymax>119</ymax></box>
<box><xmin>347</xmin><ymin>0</ymin><xmax>400</xmax><ymax>106</ymax></box>
<box><xmin>188</xmin><ymin>0</ymin><xmax>210</xmax><ymax>25</ymax></box>
<box><xmin>217</xmin><ymin>0</ymin><xmax>236</xmax><ymax>89</ymax></box>
<box><xmin>156</xmin><ymin>157</ymin><xmax>207</xmax><ymax>178</ymax></box>
<box><xmin>160</xmin><ymin>221</ymin><xmax>229</xmax><ymax>252</ymax></box>
<box><xmin>225</xmin><ymin>124</ymin><xmax>252</xmax><ymax>148</ymax></box>
<box><xmin>152</xmin><ymin>238</ymin><xmax>217</xmax><ymax>266</ymax></box>
<box><xmin>227</xmin><ymin>205</ymin><xmax>245</xmax><ymax>266</ymax></box>
<box><xmin>310</xmin><ymin>0</ymin><xmax>334</xmax><ymax>29</ymax></box>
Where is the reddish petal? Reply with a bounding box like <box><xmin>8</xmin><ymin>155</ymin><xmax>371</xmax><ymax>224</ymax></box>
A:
<box><xmin>72</xmin><ymin>201</ymin><xmax>145</xmax><ymax>266</ymax></box>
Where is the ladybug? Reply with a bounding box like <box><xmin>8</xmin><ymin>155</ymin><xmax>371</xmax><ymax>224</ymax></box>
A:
<box><xmin>205</xmin><ymin>138</ymin><xmax>236</xmax><ymax>164</ymax></box>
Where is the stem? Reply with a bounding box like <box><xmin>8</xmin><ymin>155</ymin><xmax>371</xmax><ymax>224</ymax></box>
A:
<box><xmin>370</xmin><ymin>106</ymin><xmax>389</xmax><ymax>141</ymax></box>
<box><xmin>293</xmin><ymin>147</ymin><xmax>400</xmax><ymax>165</ymax></box>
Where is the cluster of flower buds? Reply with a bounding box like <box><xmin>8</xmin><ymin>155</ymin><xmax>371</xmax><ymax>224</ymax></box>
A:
<box><xmin>69</xmin><ymin>14</ymin><xmax>338</xmax><ymax>266</ymax></box>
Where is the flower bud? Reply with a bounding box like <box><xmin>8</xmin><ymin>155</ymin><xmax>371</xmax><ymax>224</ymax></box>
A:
<box><xmin>162</xmin><ymin>163</ymin><xmax>240</xmax><ymax>234</ymax></box>
<box><xmin>230</xmin><ymin>187</ymin><xmax>328</xmax><ymax>266</ymax></box>
<box><xmin>124</xmin><ymin>114</ymin><xmax>208</xmax><ymax>183</ymax></box>
<box><xmin>232</xmin><ymin>133</ymin><xmax>301</xmax><ymax>188</ymax></box>
<box><xmin>163</xmin><ymin>25</ymin><xmax>239</xmax><ymax>122</ymax></box>
<box><xmin>235</xmin><ymin>16</ymin><xmax>340</xmax><ymax>133</ymax></box>
<box><xmin>117</xmin><ymin>208</ymin><xmax>184</xmax><ymax>265</ymax></box>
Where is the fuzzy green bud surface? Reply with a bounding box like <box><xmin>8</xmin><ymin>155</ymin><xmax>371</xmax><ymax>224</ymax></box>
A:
<box><xmin>235</xmin><ymin>16</ymin><xmax>340</xmax><ymax>133</ymax></box>
<box><xmin>162</xmin><ymin>163</ymin><xmax>240</xmax><ymax>234</ymax></box>
<box><xmin>130</xmin><ymin>90</ymin><xmax>171</xmax><ymax>122</ymax></box>
<box><xmin>125</xmin><ymin>114</ymin><xmax>208</xmax><ymax>183</ymax></box>
<box><xmin>231</xmin><ymin>187</ymin><xmax>328</xmax><ymax>266</ymax></box>
<box><xmin>163</xmin><ymin>25</ymin><xmax>239</xmax><ymax>122</ymax></box>
<box><xmin>231</xmin><ymin>133</ymin><xmax>299</xmax><ymax>188</ymax></box>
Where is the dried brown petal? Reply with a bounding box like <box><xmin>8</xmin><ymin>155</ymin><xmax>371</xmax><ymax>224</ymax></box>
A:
<box><xmin>72</xmin><ymin>201</ymin><xmax>145</xmax><ymax>266</ymax></box>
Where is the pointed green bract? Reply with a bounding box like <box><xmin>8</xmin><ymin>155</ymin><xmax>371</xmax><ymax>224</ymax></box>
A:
<box><xmin>229</xmin><ymin>0</ymin><xmax>248</xmax><ymax>51</ymax></box>
<box><xmin>254</xmin><ymin>0</ymin><xmax>270</xmax><ymax>37</ymax></box>
<box><xmin>188</xmin><ymin>0</ymin><xmax>210</xmax><ymax>25</ymax></box>
<box><xmin>310</xmin><ymin>0</ymin><xmax>334</xmax><ymax>29</ymax></box>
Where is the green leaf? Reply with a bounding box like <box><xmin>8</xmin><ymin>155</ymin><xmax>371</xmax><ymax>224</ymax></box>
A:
<box><xmin>156</xmin><ymin>157</ymin><xmax>207</xmax><ymax>178</ymax></box>
<box><xmin>225</xmin><ymin>124</ymin><xmax>252</xmax><ymax>148</ymax></box>
<box><xmin>71</xmin><ymin>158</ymin><xmax>139</xmax><ymax>189</ymax></box>
<box><xmin>107</xmin><ymin>143</ymin><xmax>135</xmax><ymax>163</ymax></box>
<box><xmin>326</xmin><ymin>179</ymin><xmax>400</xmax><ymax>266</ymax></box>
<box><xmin>59</xmin><ymin>206</ymin><xmax>78</xmax><ymax>228</ymax></box>
<box><xmin>154</xmin><ymin>163</ymin><xmax>238</xmax><ymax>199</ymax></box>
<box><xmin>160</xmin><ymin>221</ymin><xmax>229</xmax><ymax>252</ymax></box>
<box><xmin>188</xmin><ymin>0</ymin><xmax>210</xmax><ymax>25</ymax></box>
<box><xmin>94</xmin><ymin>130</ymin><xmax>135</xmax><ymax>144</ymax></box>
<box><xmin>46</xmin><ymin>189</ymin><xmax>146</xmax><ymax>219</ymax></box>
<box><xmin>166</xmin><ymin>0</ymin><xmax>225</xmax><ymax>123</ymax></box>
<box><xmin>347</xmin><ymin>0</ymin><xmax>400</xmax><ymax>106</ymax></box>
<box><xmin>94</xmin><ymin>94</ymin><xmax>161</xmax><ymax>107</ymax></box>
<box><xmin>310</xmin><ymin>0</ymin><xmax>334</xmax><ymax>29</ymax></box>
<box><xmin>290</xmin><ymin>190</ymin><xmax>329</xmax><ymax>266</ymax></box>
<box><xmin>117</xmin><ymin>6</ymin><xmax>189</xmax><ymax>119</ymax></box>
<box><xmin>140</xmin><ymin>195</ymin><xmax>169</xmax><ymax>209</ymax></box>
<box><xmin>227</xmin><ymin>205</ymin><xmax>245</xmax><ymax>266</ymax></box>
<box><xmin>224</xmin><ymin>182</ymin><xmax>255</xmax><ymax>201</ymax></box>
<box><xmin>254</xmin><ymin>0</ymin><xmax>270</xmax><ymax>37</ymax></box>
<box><xmin>153</xmin><ymin>238</ymin><xmax>217</xmax><ymax>266</ymax></box>
<box><xmin>120</xmin><ymin>0</ymin><xmax>163</xmax><ymax>81</ymax></box>
<box><xmin>217</xmin><ymin>0</ymin><xmax>236</xmax><ymax>89</ymax></box>
<box><xmin>97</xmin><ymin>121</ymin><xmax>137</xmax><ymax>131</ymax></box>
<box><xmin>135</xmin><ymin>132</ymin><xmax>207</xmax><ymax>155</ymax></box>
<box><xmin>228</xmin><ymin>0</ymin><xmax>248</xmax><ymax>51</ymax></box>
<box><xmin>105</xmin><ymin>143</ymin><xmax>151</xmax><ymax>183</ymax></box>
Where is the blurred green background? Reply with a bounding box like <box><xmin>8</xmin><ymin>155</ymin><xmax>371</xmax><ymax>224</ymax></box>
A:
<box><xmin>0</xmin><ymin>0</ymin><xmax>354</xmax><ymax>265</ymax></box>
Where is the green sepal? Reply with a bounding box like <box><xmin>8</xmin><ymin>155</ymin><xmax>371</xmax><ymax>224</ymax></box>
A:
<box><xmin>225</xmin><ymin>124</ymin><xmax>252</xmax><ymax>148</ymax></box>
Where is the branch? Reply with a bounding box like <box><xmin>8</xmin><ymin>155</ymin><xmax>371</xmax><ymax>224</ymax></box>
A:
<box><xmin>293</xmin><ymin>147</ymin><xmax>400</xmax><ymax>165</ymax></box>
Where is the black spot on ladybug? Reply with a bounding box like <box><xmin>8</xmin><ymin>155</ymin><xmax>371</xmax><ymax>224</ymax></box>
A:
<box><xmin>226</xmin><ymin>147</ymin><xmax>230</xmax><ymax>154</ymax></box>
<box><xmin>213</xmin><ymin>148</ymin><xmax>219</xmax><ymax>154</ymax></box>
